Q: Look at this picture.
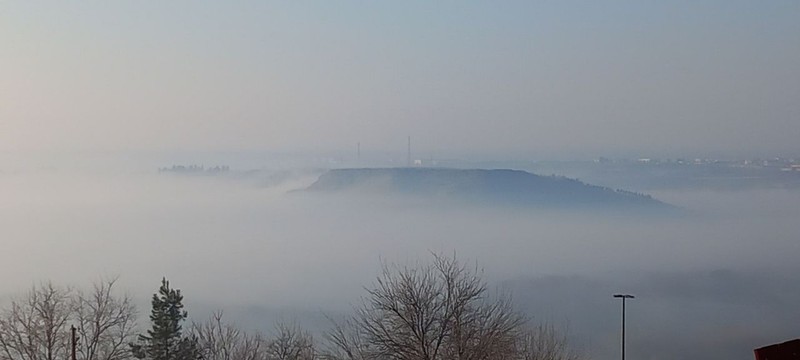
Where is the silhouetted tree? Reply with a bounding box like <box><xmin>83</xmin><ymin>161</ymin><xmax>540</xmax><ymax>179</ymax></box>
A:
<box><xmin>514</xmin><ymin>324</ymin><xmax>580</xmax><ymax>360</ymax></box>
<box><xmin>72</xmin><ymin>277</ymin><xmax>139</xmax><ymax>360</ymax></box>
<box><xmin>323</xmin><ymin>254</ymin><xmax>525</xmax><ymax>360</ymax></box>
<box><xmin>265</xmin><ymin>322</ymin><xmax>315</xmax><ymax>360</ymax></box>
<box><xmin>0</xmin><ymin>279</ymin><xmax>137</xmax><ymax>360</ymax></box>
<box><xmin>193</xmin><ymin>311</ymin><xmax>266</xmax><ymax>360</ymax></box>
<box><xmin>131</xmin><ymin>278</ymin><xmax>199</xmax><ymax>360</ymax></box>
<box><xmin>193</xmin><ymin>311</ymin><xmax>316</xmax><ymax>360</ymax></box>
<box><xmin>0</xmin><ymin>283</ymin><xmax>71</xmax><ymax>360</ymax></box>
<box><xmin>322</xmin><ymin>254</ymin><xmax>581</xmax><ymax>360</ymax></box>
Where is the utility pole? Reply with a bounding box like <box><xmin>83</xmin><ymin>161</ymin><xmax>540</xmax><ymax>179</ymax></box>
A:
<box><xmin>613</xmin><ymin>294</ymin><xmax>635</xmax><ymax>360</ymax></box>
<box><xmin>71</xmin><ymin>325</ymin><xmax>77</xmax><ymax>360</ymax></box>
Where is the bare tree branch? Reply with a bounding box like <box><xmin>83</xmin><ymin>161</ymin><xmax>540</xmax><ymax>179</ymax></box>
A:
<box><xmin>0</xmin><ymin>283</ymin><xmax>72</xmax><ymax>360</ymax></box>
<box><xmin>72</xmin><ymin>277</ymin><xmax>138</xmax><ymax>360</ymax></box>
<box><xmin>323</xmin><ymin>254</ymin><xmax>529</xmax><ymax>360</ymax></box>
<box><xmin>265</xmin><ymin>322</ymin><xmax>315</xmax><ymax>360</ymax></box>
<box><xmin>514</xmin><ymin>324</ymin><xmax>581</xmax><ymax>360</ymax></box>
<box><xmin>194</xmin><ymin>312</ymin><xmax>316</xmax><ymax>360</ymax></box>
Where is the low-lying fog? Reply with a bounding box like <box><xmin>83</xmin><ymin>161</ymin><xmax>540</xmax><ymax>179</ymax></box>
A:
<box><xmin>1</xmin><ymin>168</ymin><xmax>798</xmax><ymax>360</ymax></box>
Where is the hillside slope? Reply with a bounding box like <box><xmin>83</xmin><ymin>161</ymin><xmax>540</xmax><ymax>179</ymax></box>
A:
<box><xmin>304</xmin><ymin>168</ymin><xmax>672</xmax><ymax>210</ymax></box>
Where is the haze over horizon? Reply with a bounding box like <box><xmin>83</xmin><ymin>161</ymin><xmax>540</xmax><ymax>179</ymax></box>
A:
<box><xmin>2</xmin><ymin>1</ymin><xmax>799</xmax><ymax>159</ymax></box>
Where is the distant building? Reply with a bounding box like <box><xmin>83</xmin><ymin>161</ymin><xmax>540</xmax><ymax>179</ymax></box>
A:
<box><xmin>754</xmin><ymin>339</ymin><xmax>800</xmax><ymax>360</ymax></box>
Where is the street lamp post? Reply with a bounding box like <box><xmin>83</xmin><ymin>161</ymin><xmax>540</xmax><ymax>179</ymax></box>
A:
<box><xmin>613</xmin><ymin>294</ymin><xmax>635</xmax><ymax>360</ymax></box>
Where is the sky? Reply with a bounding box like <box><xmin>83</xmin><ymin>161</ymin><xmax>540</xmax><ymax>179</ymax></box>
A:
<box><xmin>1</xmin><ymin>1</ymin><xmax>799</xmax><ymax>159</ymax></box>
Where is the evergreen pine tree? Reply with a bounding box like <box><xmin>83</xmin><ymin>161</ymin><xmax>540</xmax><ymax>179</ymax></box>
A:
<box><xmin>131</xmin><ymin>278</ymin><xmax>200</xmax><ymax>360</ymax></box>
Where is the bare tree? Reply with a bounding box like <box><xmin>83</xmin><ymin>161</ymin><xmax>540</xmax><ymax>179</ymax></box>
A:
<box><xmin>194</xmin><ymin>311</ymin><xmax>262</xmax><ymax>360</ymax></box>
<box><xmin>264</xmin><ymin>322</ymin><xmax>315</xmax><ymax>360</ymax></box>
<box><xmin>194</xmin><ymin>313</ymin><xmax>315</xmax><ymax>360</ymax></box>
<box><xmin>324</xmin><ymin>254</ymin><xmax>525</xmax><ymax>360</ymax></box>
<box><xmin>514</xmin><ymin>324</ymin><xmax>580</xmax><ymax>360</ymax></box>
<box><xmin>0</xmin><ymin>282</ymin><xmax>72</xmax><ymax>360</ymax></box>
<box><xmin>238</xmin><ymin>332</ymin><xmax>267</xmax><ymax>360</ymax></box>
<box><xmin>322</xmin><ymin>316</ymin><xmax>372</xmax><ymax>360</ymax></box>
<box><xmin>72</xmin><ymin>278</ymin><xmax>138</xmax><ymax>360</ymax></box>
<box><xmin>0</xmin><ymin>279</ymin><xmax>138</xmax><ymax>360</ymax></box>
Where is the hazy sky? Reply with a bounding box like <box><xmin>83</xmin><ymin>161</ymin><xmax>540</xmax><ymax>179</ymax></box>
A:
<box><xmin>2</xmin><ymin>169</ymin><xmax>799</xmax><ymax>360</ymax></box>
<box><xmin>2</xmin><ymin>1</ymin><xmax>798</xmax><ymax>158</ymax></box>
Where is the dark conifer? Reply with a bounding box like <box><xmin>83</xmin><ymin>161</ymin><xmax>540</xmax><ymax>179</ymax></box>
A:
<box><xmin>131</xmin><ymin>278</ymin><xmax>199</xmax><ymax>360</ymax></box>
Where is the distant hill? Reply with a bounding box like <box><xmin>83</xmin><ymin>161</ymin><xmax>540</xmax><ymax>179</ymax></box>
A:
<box><xmin>304</xmin><ymin>168</ymin><xmax>673</xmax><ymax>211</ymax></box>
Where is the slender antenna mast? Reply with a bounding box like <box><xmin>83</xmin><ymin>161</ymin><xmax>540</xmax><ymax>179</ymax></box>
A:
<box><xmin>407</xmin><ymin>136</ymin><xmax>411</xmax><ymax>167</ymax></box>
<box><xmin>357</xmin><ymin>142</ymin><xmax>361</xmax><ymax>163</ymax></box>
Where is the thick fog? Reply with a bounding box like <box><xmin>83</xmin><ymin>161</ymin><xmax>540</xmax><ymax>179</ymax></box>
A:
<box><xmin>1</xmin><ymin>167</ymin><xmax>798</xmax><ymax>360</ymax></box>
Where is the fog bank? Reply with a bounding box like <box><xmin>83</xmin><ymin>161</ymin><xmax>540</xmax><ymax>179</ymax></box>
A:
<box><xmin>0</xmin><ymin>169</ymin><xmax>798</xmax><ymax>359</ymax></box>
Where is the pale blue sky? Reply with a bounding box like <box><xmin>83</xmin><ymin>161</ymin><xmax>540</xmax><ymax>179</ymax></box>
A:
<box><xmin>2</xmin><ymin>1</ymin><xmax>798</xmax><ymax>158</ymax></box>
